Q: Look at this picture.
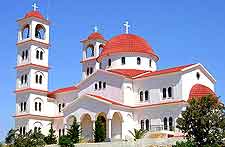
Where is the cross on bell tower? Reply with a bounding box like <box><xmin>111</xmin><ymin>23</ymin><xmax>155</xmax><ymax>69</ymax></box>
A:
<box><xmin>94</xmin><ymin>26</ymin><xmax>98</xmax><ymax>32</ymax></box>
<box><xmin>123</xmin><ymin>21</ymin><xmax>130</xmax><ymax>34</ymax></box>
<box><xmin>32</xmin><ymin>3</ymin><xmax>39</xmax><ymax>11</ymax></box>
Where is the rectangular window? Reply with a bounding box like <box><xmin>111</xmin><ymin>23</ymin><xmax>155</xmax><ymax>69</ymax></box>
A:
<box><xmin>59</xmin><ymin>104</ymin><xmax>61</xmax><ymax>112</ymax></box>
<box><xmin>163</xmin><ymin>88</ymin><xmax>167</xmax><ymax>98</ymax></box>
<box><xmin>121</xmin><ymin>57</ymin><xmax>125</xmax><ymax>65</ymax></box>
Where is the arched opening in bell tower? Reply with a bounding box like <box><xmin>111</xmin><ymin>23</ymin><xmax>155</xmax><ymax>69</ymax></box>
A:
<box><xmin>22</xmin><ymin>24</ymin><xmax>30</xmax><ymax>39</ymax></box>
<box><xmin>86</xmin><ymin>44</ymin><xmax>94</xmax><ymax>58</ymax></box>
<box><xmin>35</xmin><ymin>24</ymin><xmax>46</xmax><ymax>40</ymax></box>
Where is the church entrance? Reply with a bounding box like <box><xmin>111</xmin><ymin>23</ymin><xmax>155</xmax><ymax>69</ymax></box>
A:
<box><xmin>95</xmin><ymin>113</ymin><xmax>106</xmax><ymax>142</ymax></box>
<box><xmin>81</xmin><ymin>114</ymin><xmax>93</xmax><ymax>142</ymax></box>
<box><xmin>111</xmin><ymin>112</ymin><xmax>123</xmax><ymax>140</ymax></box>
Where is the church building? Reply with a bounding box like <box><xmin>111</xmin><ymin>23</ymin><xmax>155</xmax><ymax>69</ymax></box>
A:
<box><xmin>14</xmin><ymin>4</ymin><xmax>216</xmax><ymax>141</ymax></box>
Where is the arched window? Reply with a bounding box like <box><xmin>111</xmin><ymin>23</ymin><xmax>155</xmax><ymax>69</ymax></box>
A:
<box><xmin>86</xmin><ymin>45</ymin><xmax>94</xmax><ymax>58</ymax></box>
<box><xmin>164</xmin><ymin>117</ymin><xmax>168</xmax><ymax>130</ymax></box>
<box><xmin>121</xmin><ymin>57</ymin><xmax>125</xmax><ymax>65</ymax></box>
<box><xmin>62</xmin><ymin>128</ymin><xmax>65</xmax><ymax>136</ymax></box>
<box><xmin>35</xmin><ymin>24</ymin><xmax>45</xmax><ymax>39</ymax></box>
<box><xmin>163</xmin><ymin>88</ymin><xmax>167</xmax><ymax>98</ymax></box>
<box><xmin>90</xmin><ymin>67</ymin><xmax>93</xmax><ymax>74</ymax></box>
<box><xmin>20</xmin><ymin>102</ymin><xmax>23</xmax><ymax>112</ymax></box>
<box><xmin>34</xmin><ymin>127</ymin><xmax>37</xmax><ymax>133</ymax></box>
<box><xmin>62</xmin><ymin>103</ymin><xmax>65</xmax><ymax>108</ymax></box>
<box><xmin>39</xmin><ymin>75</ymin><xmax>42</xmax><ymax>84</ymax></box>
<box><xmin>20</xmin><ymin>127</ymin><xmax>22</xmax><ymax>134</ymax></box>
<box><xmin>94</xmin><ymin>83</ymin><xmax>98</xmax><ymax>90</ymax></box>
<box><xmin>145</xmin><ymin>119</ymin><xmax>149</xmax><ymax>131</ymax></box>
<box><xmin>169</xmin><ymin>117</ymin><xmax>173</xmax><ymax>131</ymax></box>
<box><xmin>149</xmin><ymin>59</ymin><xmax>152</xmax><ymax>67</ymax></box>
<box><xmin>25</xmin><ymin>50</ymin><xmax>28</xmax><ymax>59</ymax></box>
<box><xmin>24</xmin><ymin>102</ymin><xmax>26</xmax><ymax>111</ymax></box>
<box><xmin>99</xmin><ymin>81</ymin><xmax>102</xmax><ymax>89</ymax></box>
<box><xmin>145</xmin><ymin>90</ymin><xmax>149</xmax><ymax>101</ymax></box>
<box><xmin>24</xmin><ymin>75</ymin><xmax>27</xmax><ymax>84</ymax></box>
<box><xmin>140</xmin><ymin>91</ymin><xmax>143</xmax><ymax>102</ymax></box>
<box><xmin>168</xmin><ymin>87</ymin><xmax>172</xmax><ymax>98</ymax></box>
<box><xmin>99</xmin><ymin>44</ymin><xmax>104</xmax><ymax>53</ymax></box>
<box><xmin>141</xmin><ymin>120</ymin><xmax>144</xmax><ymax>130</ymax></box>
<box><xmin>108</xmin><ymin>59</ymin><xmax>111</xmax><ymax>67</ymax></box>
<box><xmin>103</xmin><ymin>82</ymin><xmax>106</xmax><ymax>89</ymax></box>
<box><xmin>21</xmin><ymin>75</ymin><xmax>24</xmax><ymax>84</ymax></box>
<box><xmin>137</xmin><ymin>57</ymin><xmax>141</xmax><ymax>65</ymax></box>
<box><xmin>39</xmin><ymin>102</ymin><xmax>42</xmax><ymax>112</ymax></box>
<box><xmin>36</xmin><ymin>50</ymin><xmax>39</xmax><ymax>59</ymax></box>
<box><xmin>87</xmin><ymin>68</ymin><xmax>89</xmax><ymax>76</ymax></box>
<box><xmin>196</xmin><ymin>72</ymin><xmax>200</xmax><ymax>80</ymax></box>
<box><xmin>22</xmin><ymin>24</ymin><xmax>30</xmax><ymax>39</ymax></box>
<box><xmin>40</xmin><ymin>51</ymin><xmax>43</xmax><ymax>60</ymax></box>
<box><xmin>35</xmin><ymin>102</ymin><xmax>38</xmax><ymax>111</ymax></box>
<box><xmin>35</xmin><ymin>75</ymin><xmax>39</xmax><ymax>83</ymax></box>
<box><xmin>22</xmin><ymin>51</ymin><xmax>25</xmax><ymax>60</ymax></box>
<box><xmin>59</xmin><ymin>129</ymin><xmax>61</xmax><ymax>137</ymax></box>
<box><xmin>59</xmin><ymin>104</ymin><xmax>61</xmax><ymax>112</ymax></box>
<box><xmin>23</xmin><ymin>126</ymin><xmax>26</xmax><ymax>135</ymax></box>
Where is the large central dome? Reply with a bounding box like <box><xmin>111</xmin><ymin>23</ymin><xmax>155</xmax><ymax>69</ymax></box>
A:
<box><xmin>97</xmin><ymin>34</ymin><xmax>159</xmax><ymax>62</ymax></box>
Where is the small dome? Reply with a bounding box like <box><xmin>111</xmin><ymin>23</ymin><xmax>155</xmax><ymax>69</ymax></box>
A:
<box><xmin>24</xmin><ymin>11</ymin><xmax>45</xmax><ymax>19</ymax></box>
<box><xmin>189</xmin><ymin>84</ymin><xmax>216</xmax><ymax>100</ymax></box>
<box><xmin>87</xmin><ymin>32</ymin><xmax>105</xmax><ymax>40</ymax></box>
<box><xmin>97</xmin><ymin>34</ymin><xmax>159</xmax><ymax>62</ymax></box>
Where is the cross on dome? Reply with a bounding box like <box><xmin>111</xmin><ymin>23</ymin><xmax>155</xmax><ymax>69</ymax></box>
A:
<box><xmin>94</xmin><ymin>26</ymin><xmax>98</xmax><ymax>32</ymax></box>
<box><xmin>123</xmin><ymin>21</ymin><xmax>130</xmax><ymax>34</ymax></box>
<box><xmin>32</xmin><ymin>3</ymin><xmax>39</xmax><ymax>11</ymax></box>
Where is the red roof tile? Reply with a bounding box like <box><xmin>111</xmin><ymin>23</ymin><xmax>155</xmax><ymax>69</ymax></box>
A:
<box><xmin>25</xmin><ymin>11</ymin><xmax>45</xmax><ymax>19</ymax></box>
<box><xmin>107</xmin><ymin>69</ymin><xmax>148</xmax><ymax>78</ymax></box>
<box><xmin>87</xmin><ymin>93</ymin><xmax>186</xmax><ymax>108</ymax></box>
<box><xmin>189</xmin><ymin>84</ymin><xmax>216</xmax><ymax>100</ymax></box>
<box><xmin>97</xmin><ymin>34</ymin><xmax>159</xmax><ymax>62</ymax></box>
<box><xmin>48</xmin><ymin>86</ymin><xmax>78</xmax><ymax>98</ymax></box>
<box><xmin>134</xmin><ymin>64</ymin><xmax>195</xmax><ymax>79</ymax></box>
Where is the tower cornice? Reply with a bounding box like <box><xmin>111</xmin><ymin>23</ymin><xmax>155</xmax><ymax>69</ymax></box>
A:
<box><xmin>16</xmin><ymin>39</ymin><xmax>50</xmax><ymax>48</ymax></box>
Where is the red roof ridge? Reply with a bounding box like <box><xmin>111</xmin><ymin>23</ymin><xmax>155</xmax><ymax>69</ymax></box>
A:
<box><xmin>133</xmin><ymin>63</ymin><xmax>196</xmax><ymax>79</ymax></box>
<box><xmin>87</xmin><ymin>93</ymin><xmax>186</xmax><ymax>108</ymax></box>
<box><xmin>48</xmin><ymin>86</ymin><xmax>78</xmax><ymax>98</ymax></box>
<box><xmin>107</xmin><ymin>69</ymin><xmax>149</xmax><ymax>78</ymax></box>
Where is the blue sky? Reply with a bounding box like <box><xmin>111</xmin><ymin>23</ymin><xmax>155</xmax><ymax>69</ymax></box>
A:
<box><xmin>0</xmin><ymin>0</ymin><xmax>225</xmax><ymax>141</ymax></box>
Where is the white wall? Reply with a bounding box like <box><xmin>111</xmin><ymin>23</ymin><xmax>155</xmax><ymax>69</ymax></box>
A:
<box><xmin>101</xmin><ymin>53</ymin><xmax>157</xmax><ymax>71</ymax></box>
<box><xmin>78</xmin><ymin>71</ymin><xmax>124</xmax><ymax>102</ymax></box>
<box><xmin>133</xmin><ymin>73</ymin><xmax>182</xmax><ymax>105</ymax></box>
<box><xmin>181</xmin><ymin>67</ymin><xmax>215</xmax><ymax>101</ymax></box>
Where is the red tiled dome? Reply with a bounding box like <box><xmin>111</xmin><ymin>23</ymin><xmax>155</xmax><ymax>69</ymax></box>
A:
<box><xmin>189</xmin><ymin>84</ymin><xmax>216</xmax><ymax>100</ymax></box>
<box><xmin>87</xmin><ymin>32</ymin><xmax>105</xmax><ymax>40</ymax></box>
<box><xmin>97</xmin><ymin>34</ymin><xmax>159</xmax><ymax>62</ymax></box>
<box><xmin>25</xmin><ymin>11</ymin><xmax>44</xmax><ymax>19</ymax></box>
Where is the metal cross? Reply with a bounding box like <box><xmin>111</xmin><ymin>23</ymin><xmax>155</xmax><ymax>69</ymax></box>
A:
<box><xmin>123</xmin><ymin>21</ymin><xmax>130</xmax><ymax>34</ymax></box>
<box><xmin>94</xmin><ymin>26</ymin><xmax>98</xmax><ymax>32</ymax></box>
<box><xmin>32</xmin><ymin>3</ymin><xmax>39</xmax><ymax>11</ymax></box>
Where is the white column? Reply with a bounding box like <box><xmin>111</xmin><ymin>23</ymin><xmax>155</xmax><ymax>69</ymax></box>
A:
<box><xmin>107</xmin><ymin>119</ymin><xmax>112</xmax><ymax>140</ymax></box>
<box><xmin>92</xmin><ymin>121</ymin><xmax>95</xmax><ymax>140</ymax></box>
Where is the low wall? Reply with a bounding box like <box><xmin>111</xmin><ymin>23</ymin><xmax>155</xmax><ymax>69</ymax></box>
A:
<box><xmin>46</xmin><ymin>137</ymin><xmax>184</xmax><ymax>147</ymax></box>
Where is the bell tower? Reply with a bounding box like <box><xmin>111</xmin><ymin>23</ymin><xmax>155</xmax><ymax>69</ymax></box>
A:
<box><xmin>15</xmin><ymin>3</ymin><xmax>52</xmax><ymax>135</ymax></box>
<box><xmin>80</xmin><ymin>27</ymin><xmax>106</xmax><ymax>80</ymax></box>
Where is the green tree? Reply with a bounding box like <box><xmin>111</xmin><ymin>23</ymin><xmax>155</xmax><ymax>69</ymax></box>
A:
<box><xmin>176</xmin><ymin>95</ymin><xmax>225</xmax><ymax>146</ymax></box>
<box><xmin>94</xmin><ymin>116</ymin><xmax>106</xmax><ymax>142</ymax></box>
<box><xmin>5</xmin><ymin>129</ymin><xmax>46</xmax><ymax>147</ymax></box>
<box><xmin>128</xmin><ymin>128</ymin><xmax>147</xmax><ymax>141</ymax></box>
<box><xmin>44</xmin><ymin>123</ymin><xmax>57</xmax><ymax>145</ymax></box>
<box><xmin>172</xmin><ymin>140</ymin><xmax>195</xmax><ymax>147</ymax></box>
<box><xmin>5</xmin><ymin>129</ymin><xmax>17</xmax><ymax>145</ymax></box>
<box><xmin>58</xmin><ymin>135</ymin><xmax>74</xmax><ymax>147</ymax></box>
<box><xmin>66</xmin><ymin>119</ymin><xmax>82</xmax><ymax>144</ymax></box>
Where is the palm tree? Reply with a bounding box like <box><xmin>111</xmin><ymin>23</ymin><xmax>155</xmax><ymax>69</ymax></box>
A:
<box><xmin>128</xmin><ymin>128</ymin><xmax>147</xmax><ymax>141</ymax></box>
